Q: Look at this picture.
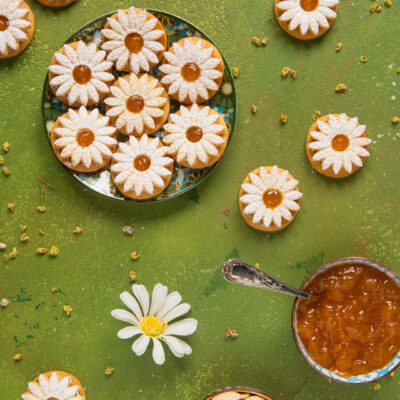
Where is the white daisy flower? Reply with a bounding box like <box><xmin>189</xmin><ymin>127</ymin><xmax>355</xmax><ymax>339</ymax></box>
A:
<box><xmin>276</xmin><ymin>0</ymin><xmax>339</xmax><ymax>36</ymax></box>
<box><xmin>240</xmin><ymin>166</ymin><xmax>303</xmax><ymax>229</ymax></box>
<box><xmin>159</xmin><ymin>38</ymin><xmax>223</xmax><ymax>103</ymax></box>
<box><xmin>163</xmin><ymin>104</ymin><xmax>227</xmax><ymax>167</ymax></box>
<box><xmin>105</xmin><ymin>73</ymin><xmax>168</xmax><ymax>136</ymax></box>
<box><xmin>111</xmin><ymin>283</ymin><xmax>198</xmax><ymax>365</ymax></box>
<box><xmin>308</xmin><ymin>114</ymin><xmax>371</xmax><ymax>175</ymax></box>
<box><xmin>111</xmin><ymin>135</ymin><xmax>173</xmax><ymax>196</ymax></box>
<box><xmin>53</xmin><ymin>106</ymin><xmax>117</xmax><ymax>170</ymax></box>
<box><xmin>48</xmin><ymin>41</ymin><xmax>114</xmax><ymax>107</ymax></box>
<box><xmin>22</xmin><ymin>372</ymin><xmax>84</xmax><ymax>400</ymax></box>
<box><xmin>0</xmin><ymin>0</ymin><xmax>32</xmax><ymax>56</ymax></box>
<box><xmin>101</xmin><ymin>7</ymin><xmax>166</xmax><ymax>73</ymax></box>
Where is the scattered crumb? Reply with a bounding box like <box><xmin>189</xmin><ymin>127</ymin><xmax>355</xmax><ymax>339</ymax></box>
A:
<box><xmin>360</xmin><ymin>56</ymin><xmax>368</xmax><ymax>63</ymax></box>
<box><xmin>250</xmin><ymin>105</ymin><xmax>258</xmax><ymax>114</ymax></box>
<box><xmin>63</xmin><ymin>305</ymin><xmax>72</xmax><ymax>316</ymax></box>
<box><xmin>2</xmin><ymin>141</ymin><xmax>9</xmax><ymax>153</ymax></box>
<box><xmin>335</xmin><ymin>42</ymin><xmax>343</xmax><ymax>52</ymax></box>
<box><xmin>37</xmin><ymin>247</ymin><xmax>47</xmax><ymax>255</ymax></box>
<box><xmin>1</xmin><ymin>298</ymin><xmax>9</xmax><ymax>308</ymax></box>
<box><xmin>122</xmin><ymin>225</ymin><xmax>133</xmax><ymax>235</ymax></box>
<box><xmin>73</xmin><ymin>226</ymin><xmax>83</xmax><ymax>234</ymax></box>
<box><xmin>105</xmin><ymin>365</ymin><xmax>114</xmax><ymax>375</ymax></box>
<box><xmin>0</xmin><ymin>243</ymin><xmax>6</xmax><ymax>251</ymax></box>
<box><xmin>129</xmin><ymin>270</ymin><xmax>137</xmax><ymax>282</ymax></box>
<box><xmin>372</xmin><ymin>382</ymin><xmax>381</xmax><ymax>390</ymax></box>
<box><xmin>335</xmin><ymin>83</ymin><xmax>347</xmax><ymax>93</ymax></box>
<box><xmin>14</xmin><ymin>353</ymin><xmax>22</xmax><ymax>361</ymax></box>
<box><xmin>48</xmin><ymin>245</ymin><xmax>59</xmax><ymax>257</ymax></box>
<box><xmin>7</xmin><ymin>203</ymin><xmax>15</xmax><ymax>211</ymax></box>
<box><xmin>130</xmin><ymin>251</ymin><xmax>140</xmax><ymax>260</ymax></box>
<box><xmin>281</xmin><ymin>67</ymin><xmax>291</xmax><ymax>78</ymax></box>
<box><xmin>36</xmin><ymin>205</ymin><xmax>46</xmax><ymax>213</ymax></box>
<box><xmin>280</xmin><ymin>113</ymin><xmax>288</xmax><ymax>124</ymax></box>
<box><xmin>232</xmin><ymin>67</ymin><xmax>240</xmax><ymax>78</ymax></box>
<box><xmin>225</xmin><ymin>327</ymin><xmax>239</xmax><ymax>338</ymax></box>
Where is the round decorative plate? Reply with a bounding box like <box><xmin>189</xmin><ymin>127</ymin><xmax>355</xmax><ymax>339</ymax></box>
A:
<box><xmin>41</xmin><ymin>9</ymin><xmax>237</xmax><ymax>203</ymax></box>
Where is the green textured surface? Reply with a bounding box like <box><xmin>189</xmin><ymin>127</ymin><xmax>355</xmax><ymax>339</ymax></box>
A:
<box><xmin>0</xmin><ymin>1</ymin><xmax>399</xmax><ymax>399</ymax></box>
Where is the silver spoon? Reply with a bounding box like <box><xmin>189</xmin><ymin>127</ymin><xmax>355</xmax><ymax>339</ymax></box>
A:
<box><xmin>221</xmin><ymin>258</ymin><xmax>311</xmax><ymax>299</ymax></box>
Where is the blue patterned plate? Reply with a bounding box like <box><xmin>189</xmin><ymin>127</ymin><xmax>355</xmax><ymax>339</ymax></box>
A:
<box><xmin>41</xmin><ymin>10</ymin><xmax>236</xmax><ymax>203</ymax></box>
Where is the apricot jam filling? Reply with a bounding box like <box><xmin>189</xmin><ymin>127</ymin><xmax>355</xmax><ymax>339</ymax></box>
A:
<box><xmin>297</xmin><ymin>264</ymin><xmax>400</xmax><ymax>377</ymax></box>
<box><xmin>125</xmin><ymin>32</ymin><xmax>144</xmax><ymax>53</ymax></box>
<box><xmin>263</xmin><ymin>189</ymin><xmax>283</xmax><ymax>209</ymax></box>
<box><xmin>76</xmin><ymin>129</ymin><xmax>95</xmax><ymax>147</ymax></box>
<box><xmin>126</xmin><ymin>95</ymin><xmax>144</xmax><ymax>113</ymax></box>
<box><xmin>72</xmin><ymin>65</ymin><xmax>92</xmax><ymax>84</ymax></box>
<box><xmin>181</xmin><ymin>62</ymin><xmax>201</xmax><ymax>82</ymax></box>
<box><xmin>300</xmin><ymin>0</ymin><xmax>319</xmax><ymax>12</ymax></box>
<box><xmin>134</xmin><ymin>154</ymin><xmax>151</xmax><ymax>171</ymax></box>
<box><xmin>0</xmin><ymin>15</ymin><xmax>9</xmax><ymax>32</ymax></box>
<box><xmin>332</xmin><ymin>134</ymin><xmax>350</xmax><ymax>152</ymax></box>
<box><xmin>185</xmin><ymin>126</ymin><xmax>203</xmax><ymax>143</ymax></box>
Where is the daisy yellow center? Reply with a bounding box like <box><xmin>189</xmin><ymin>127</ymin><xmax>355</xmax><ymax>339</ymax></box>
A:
<box><xmin>181</xmin><ymin>62</ymin><xmax>201</xmax><ymax>82</ymax></box>
<box><xmin>0</xmin><ymin>15</ymin><xmax>9</xmax><ymax>31</ymax></box>
<box><xmin>300</xmin><ymin>0</ymin><xmax>319</xmax><ymax>12</ymax></box>
<box><xmin>125</xmin><ymin>32</ymin><xmax>144</xmax><ymax>54</ymax></box>
<box><xmin>126</xmin><ymin>95</ymin><xmax>144</xmax><ymax>113</ymax></box>
<box><xmin>134</xmin><ymin>154</ymin><xmax>151</xmax><ymax>171</ymax></box>
<box><xmin>186</xmin><ymin>126</ymin><xmax>203</xmax><ymax>143</ymax></box>
<box><xmin>263</xmin><ymin>189</ymin><xmax>283</xmax><ymax>209</ymax></box>
<box><xmin>140</xmin><ymin>316</ymin><xmax>166</xmax><ymax>337</ymax></box>
<box><xmin>73</xmin><ymin>65</ymin><xmax>92</xmax><ymax>84</ymax></box>
<box><xmin>331</xmin><ymin>134</ymin><xmax>350</xmax><ymax>152</ymax></box>
<box><xmin>76</xmin><ymin>128</ymin><xmax>95</xmax><ymax>147</ymax></box>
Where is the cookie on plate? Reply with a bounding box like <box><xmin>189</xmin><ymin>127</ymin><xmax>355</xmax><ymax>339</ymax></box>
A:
<box><xmin>36</xmin><ymin>0</ymin><xmax>77</xmax><ymax>7</ymax></box>
<box><xmin>51</xmin><ymin>106</ymin><xmax>117</xmax><ymax>172</ymax></box>
<box><xmin>0</xmin><ymin>0</ymin><xmax>35</xmax><ymax>59</ymax></box>
<box><xmin>159</xmin><ymin>37</ymin><xmax>224</xmax><ymax>104</ymax></box>
<box><xmin>111</xmin><ymin>135</ymin><xmax>174</xmax><ymax>200</ymax></box>
<box><xmin>239</xmin><ymin>166</ymin><xmax>302</xmax><ymax>232</ymax></box>
<box><xmin>163</xmin><ymin>104</ymin><xmax>229</xmax><ymax>169</ymax></box>
<box><xmin>306</xmin><ymin>113</ymin><xmax>371</xmax><ymax>178</ymax></box>
<box><xmin>104</xmin><ymin>72</ymin><xmax>170</xmax><ymax>136</ymax></box>
<box><xmin>274</xmin><ymin>0</ymin><xmax>339</xmax><ymax>40</ymax></box>
<box><xmin>48</xmin><ymin>41</ymin><xmax>114</xmax><ymax>107</ymax></box>
<box><xmin>21</xmin><ymin>371</ymin><xmax>86</xmax><ymax>400</ymax></box>
<box><xmin>101</xmin><ymin>6</ymin><xmax>167</xmax><ymax>74</ymax></box>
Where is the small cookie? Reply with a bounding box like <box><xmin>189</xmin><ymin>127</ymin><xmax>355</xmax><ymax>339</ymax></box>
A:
<box><xmin>101</xmin><ymin>6</ymin><xmax>167</xmax><ymax>74</ymax></box>
<box><xmin>48</xmin><ymin>41</ymin><xmax>114</xmax><ymax>107</ymax></box>
<box><xmin>274</xmin><ymin>0</ymin><xmax>339</xmax><ymax>40</ymax></box>
<box><xmin>306</xmin><ymin>113</ymin><xmax>371</xmax><ymax>178</ymax></box>
<box><xmin>163</xmin><ymin>104</ymin><xmax>229</xmax><ymax>169</ymax></box>
<box><xmin>0</xmin><ymin>0</ymin><xmax>35</xmax><ymax>59</ymax></box>
<box><xmin>36</xmin><ymin>0</ymin><xmax>76</xmax><ymax>7</ymax></box>
<box><xmin>51</xmin><ymin>106</ymin><xmax>117</xmax><ymax>172</ymax></box>
<box><xmin>239</xmin><ymin>166</ymin><xmax>302</xmax><ymax>232</ymax></box>
<box><xmin>105</xmin><ymin>72</ymin><xmax>170</xmax><ymax>136</ymax></box>
<box><xmin>111</xmin><ymin>135</ymin><xmax>174</xmax><ymax>200</ymax></box>
<box><xmin>159</xmin><ymin>37</ymin><xmax>224</xmax><ymax>104</ymax></box>
<box><xmin>211</xmin><ymin>391</ymin><xmax>264</xmax><ymax>400</ymax></box>
<box><xmin>21</xmin><ymin>371</ymin><xmax>86</xmax><ymax>400</ymax></box>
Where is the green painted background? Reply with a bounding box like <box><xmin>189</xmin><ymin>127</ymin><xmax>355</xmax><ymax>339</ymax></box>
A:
<box><xmin>1</xmin><ymin>1</ymin><xmax>399</xmax><ymax>399</ymax></box>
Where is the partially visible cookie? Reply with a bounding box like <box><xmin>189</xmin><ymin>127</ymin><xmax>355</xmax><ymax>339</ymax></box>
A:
<box><xmin>163</xmin><ymin>104</ymin><xmax>229</xmax><ymax>169</ymax></box>
<box><xmin>239</xmin><ymin>166</ymin><xmax>302</xmax><ymax>232</ymax></box>
<box><xmin>0</xmin><ymin>0</ymin><xmax>35</xmax><ymax>59</ymax></box>
<box><xmin>51</xmin><ymin>106</ymin><xmax>117</xmax><ymax>172</ymax></box>
<box><xmin>36</xmin><ymin>0</ymin><xmax>77</xmax><ymax>7</ymax></box>
<box><xmin>306</xmin><ymin>113</ymin><xmax>371</xmax><ymax>178</ymax></box>
<box><xmin>21</xmin><ymin>371</ymin><xmax>86</xmax><ymax>400</ymax></box>
<box><xmin>159</xmin><ymin>37</ymin><xmax>224</xmax><ymax>104</ymax></box>
<box><xmin>274</xmin><ymin>0</ymin><xmax>339</xmax><ymax>40</ymax></box>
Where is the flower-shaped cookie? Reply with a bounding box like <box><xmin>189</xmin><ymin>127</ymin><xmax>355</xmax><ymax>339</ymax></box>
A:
<box><xmin>239</xmin><ymin>166</ymin><xmax>303</xmax><ymax>232</ymax></box>
<box><xmin>111</xmin><ymin>135</ymin><xmax>174</xmax><ymax>200</ymax></box>
<box><xmin>306</xmin><ymin>113</ymin><xmax>371</xmax><ymax>178</ymax></box>
<box><xmin>51</xmin><ymin>106</ymin><xmax>117</xmax><ymax>172</ymax></box>
<box><xmin>105</xmin><ymin>73</ymin><xmax>169</xmax><ymax>136</ymax></box>
<box><xmin>48</xmin><ymin>41</ymin><xmax>114</xmax><ymax>107</ymax></box>
<box><xmin>163</xmin><ymin>104</ymin><xmax>229</xmax><ymax>168</ymax></box>
<box><xmin>112</xmin><ymin>283</ymin><xmax>198</xmax><ymax>365</ymax></box>
<box><xmin>159</xmin><ymin>37</ymin><xmax>224</xmax><ymax>104</ymax></box>
<box><xmin>101</xmin><ymin>6</ymin><xmax>166</xmax><ymax>73</ymax></box>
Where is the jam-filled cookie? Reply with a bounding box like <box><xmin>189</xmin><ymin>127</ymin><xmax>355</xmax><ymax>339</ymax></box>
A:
<box><xmin>104</xmin><ymin>72</ymin><xmax>170</xmax><ymax>136</ymax></box>
<box><xmin>274</xmin><ymin>0</ymin><xmax>339</xmax><ymax>40</ymax></box>
<box><xmin>36</xmin><ymin>0</ymin><xmax>76</xmax><ymax>7</ymax></box>
<box><xmin>159</xmin><ymin>37</ymin><xmax>224</xmax><ymax>104</ymax></box>
<box><xmin>111</xmin><ymin>135</ymin><xmax>174</xmax><ymax>200</ymax></box>
<box><xmin>163</xmin><ymin>104</ymin><xmax>229</xmax><ymax>169</ymax></box>
<box><xmin>239</xmin><ymin>166</ymin><xmax>303</xmax><ymax>232</ymax></box>
<box><xmin>48</xmin><ymin>41</ymin><xmax>114</xmax><ymax>107</ymax></box>
<box><xmin>51</xmin><ymin>106</ymin><xmax>117</xmax><ymax>172</ymax></box>
<box><xmin>205</xmin><ymin>388</ymin><xmax>271</xmax><ymax>400</ymax></box>
<box><xmin>306</xmin><ymin>113</ymin><xmax>371</xmax><ymax>178</ymax></box>
<box><xmin>21</xmin><ymin>371</ymin><xmax>86</xmax><ymax>400</ymax></box>
<box><xmin>101</xmin><ymin>6</ymin><xmax>167</xmax><ymax>74</ymax></box>
<box><xmin>0</xmin><ymin>0</ymin><xmax>35</xmax><ymax>59</ymax></box>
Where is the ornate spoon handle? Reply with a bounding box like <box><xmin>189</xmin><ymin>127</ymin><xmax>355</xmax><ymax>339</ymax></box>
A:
<box><xmin>221</xmin><ymin>258</ymin><xmax>310</xmax><ymax>299</ymax></box>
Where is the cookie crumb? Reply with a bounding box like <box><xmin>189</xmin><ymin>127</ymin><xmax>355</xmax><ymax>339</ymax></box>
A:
<box><xmin>48</xmin><ymin>245</ymin><xmax>59</xmax><ymax>257</ymax></box>
<box><xmin>2</xmin><ymin>141</ymin><xmax>9</xmax><ymax>153</ymax></box>
<box><xmin>384</xmin><ymin>0</ymin><xmax>392</xmax><ymax>6</ymax></box>
<box><xmin>3</xmin><ymin>166</ymin><xmax>10</xmax><ymax>176</ymax></box>
<box><xmin>250</xmin><ymin>105</ymin><xmax>258</xmax><ymax>114</ymax></box>
<box><xmin>129</xmin><ymin>270</ymin><xmax>137</xmax><ymax>282</ymax></box>
<box><xmin>290</xmin><ymin>69</ymin><xmax>297</xmax><ymax>78</ymax></box>
<box><xmin>37</xmin><ymin>247</ymin><xmax>47</xmax><ymax>255</ymax></box>
<box><xmin>73</xmin><ymin>226</ymin><xmax>83</xmax><ymax>234</ymax></box>
<box><xmin>254</xmin><ymin>262</ymin><xmax>260</xmax><ymax>269</ymax></box>
<box><xmin>105</xmin><ymin>365</ymin><xmax>114</xmax><ymax>375</ymax></box>
<box><xmin>396</xmin><ymin>67</ymin><xmax>400</xmax><ymax>74</ymax></box>
<box><xmin>232</xmin><ymin>67</ymin><xmax>240</xmax><ymax>78</ymax></box>
<box><xmin>281</xmin><ymin>67</ymin><xmax>291</xmax><ymax>78</ymax></box>
<box><xmin>280</xmin><ymin>113</ymin><xmax>288</xmax><ymax>124</ymax></box>
<box><xmin>1</xmin><ymin>298</ymin><xmax>9</xmax><ymax>308</ymax></box>
<box><xmin>261</xmin><ymin>37</ymin><xmax>269</xmax><ymax>46</ymax></box>
<box><xmin>360</xmin><ymin>56</ymin><xmax>368</xmax><ymax>63</ymax></box>
<box><xmin>251</xmin><ymin>36</ymin><xmax>261</xmax><ymax>46</ymax></box>
<box><xmin>312</xmin><ymin>111</ymin><xmax>321</xmax><ymax>121</ymax></box>
<box><xmin>20</xmin><ymin>233</ymin><xmax>29</xmax><ymax>243</ymax></box>
<box><xmin>9</xmin><ymin>247</ymin><xmax>17</xmax><ymax>259</ymax></box>
<box><xmin>36</xmin><ymin>205</ymin><xmax>46</xmax><ymax>213</ymax></box>
<box><xmin>335</xmin><ymin>83</ymin><xmax>347</xmax><ymax>93</ymax></box>
<box><xmin>389</xmin><ymin>371</ymin><xmax>395</xmax><ymax>377</ymax></box>
<box><xmin>14</xmin><ymin>353</ymin><xmax>23</xmax><ymax>361</ymax></box>
<box><xmin>51</xmin><ymin>287</ymin><xmax>57</xmax><ymax>293</ymax></box>
<box><xmin>63</xmin><ymin>305</ymin><xmax>72</xmax><ymax>316</ymax></box>
<box><xmin>372</xmin><ymin>382</ymin><xmax>381</xmax><ymax>390</ymax></box>
<box><xmin>221</xmin><ymin>208</ymin><xmax>232</xmax><ymax>216</ymax></box>
<box><xmin>225</xmin><ymin>327</ymin><xmax>239</xmax><ymax>338</ymax></box>
<box><xmin>122</xmin><ymin>225</ymin><xmax>133</xmax><ymax>235</ymax></box>
<box><xmin>0</xmin><ymin>155</ymin><xmax>4</xmax><ymax>165</ymax></box>
<box><xmin>0</xmin><ymin>243</ymin><xmax>6</xmax><ymax>251</ymax></box>
<box><xmin>130</xmin><ymin>251</ymin><xmax>140</xmax><ymax>260</ymax></box>
<box><xmin>7</xmin><ymin>203</ymin><xmax>15</xmax><ymax>211</ymax></box>
<box><xmin>39</xmin><ymin>229</ymin><xmax>45</xmax><ymax>236</ymax></box>
<box><xmin>335</xmin><ymin>42</ymin><xmax>343</xmax><ymax>52</ymax></box>
<box><xmin>392</xmin><ymin>116</ymin><xmax>399</xmax><ymax>124</ymax></box>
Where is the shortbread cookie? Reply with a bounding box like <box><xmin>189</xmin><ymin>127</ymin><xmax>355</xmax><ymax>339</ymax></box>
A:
<box><xmin>159</xmin><ymin>37</ymin><xmax>224</xmax><ymax>104</ymax></box>
<box><xmin>205</xmin><ymin>388</ymin><xmax>272</xmax><ymax>400</ymax></box>
<box><xmin>306</xmin><ymin>113</ymin><xmax>371</xmax><ymax>178</ymax></box>
<box><xmin>22</xmin><ymin>371</ymin><xmax>86</xmax><ymax>400</ymax></box>
<box><xmin>274</xmin><ymin>0</ymin><xmax>339</xmax><ymax>40</ymax></box>
<box><xmin>239</xmin><ymin>166</ymin><xmax>302</xmax><ymax>232</ymax></box>
<box><xmin>51</xmin><ymin>106</ymin><xmax>117</xmax><ymax>172</ymax></box>
<box><xmin>163</xmin><ymin>104</ymin><xmax>229</xmax><ymax>168</ymax></box>
<box><xmin>101</xmin><ymin>6</ymin><xmax>167</xmax><ymax>74</ymax></box>
<box><xmin>105</xmin><ymin>72</ymin><xmax>169</xmax><ymax>136</ymax></box>
<box><xmin>48</xmin><ymin>41</ymin><xmax>114</xmax><ymax>107</ymax></box>
<box><xmin>36</xmin><ymin>0</ymin><xmax>76</xmax><ymax>7</ymax></box>
<box><xmin>0</xmin><ymin>0</ymin><xmax>35</xmax><ymax>59</ymax></box>
<box><xmin>111</xmin><ymin>135</ymin><xmax>174</xmax><ymax>200</ymax></box>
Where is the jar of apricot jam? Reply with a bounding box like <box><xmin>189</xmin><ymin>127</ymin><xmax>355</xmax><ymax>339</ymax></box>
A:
<box><xmin>295</xmin><ymin>260</ymin><xmax>400</xmax><ymax>378</ymax></box>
